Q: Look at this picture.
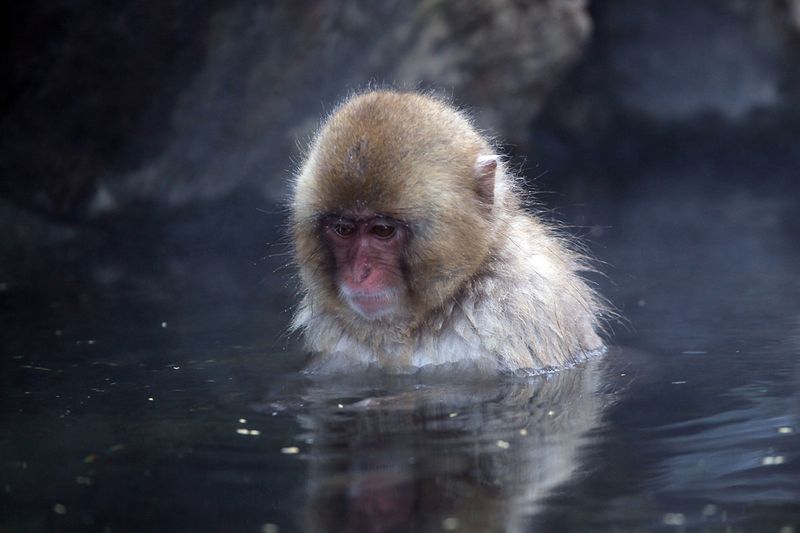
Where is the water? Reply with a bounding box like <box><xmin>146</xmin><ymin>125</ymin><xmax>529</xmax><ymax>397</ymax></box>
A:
<box><xmin>2</xmin><ymin>185</ymin><xmax>799</xmax><ymax>533</ymax></box>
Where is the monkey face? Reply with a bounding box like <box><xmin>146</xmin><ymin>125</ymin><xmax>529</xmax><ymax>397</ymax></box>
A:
<box><xmin>292</xmin><ymin>91</ymin><xmax>499</xmax><ymax>323</ymax></box>
<box><xmin>319</xmin><ymin>214</ymin><xmax>409</xmax><ymax>320</ymax></box>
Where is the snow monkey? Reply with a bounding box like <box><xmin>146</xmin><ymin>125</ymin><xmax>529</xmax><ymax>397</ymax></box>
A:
<box><xmin>290</xmin><ymin>90</ymin><xmax>606</xmax><ymax>374</ymax></box>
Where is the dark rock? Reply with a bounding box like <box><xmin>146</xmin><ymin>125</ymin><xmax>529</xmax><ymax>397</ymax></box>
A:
<box><xmin>1</xmin><ymin>0</ymin><xmax>590</xmax><ymax>225</ymax></box>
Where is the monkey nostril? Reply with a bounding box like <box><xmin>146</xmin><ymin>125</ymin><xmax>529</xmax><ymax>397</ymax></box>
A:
<box><xmin>342</xmin><ymin>267</ymin><xmax>371</xmax><ymax>290</ymax></box>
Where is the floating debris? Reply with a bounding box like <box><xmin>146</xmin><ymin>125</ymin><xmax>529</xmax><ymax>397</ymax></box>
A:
<box><xmin>519</xmin><ymin>428</ymin><xmax>528</xmax><ymax>436</ymax></box>
<box><xmin>239</xmin><ymin>418</ymin><xmax>247</xmax><ymax>424</ymax></box>
<box><xmin>662</xmin><ymin>513</ymin><xmax>685</xmax><ymax>526</ymax></box>
<box><xmin>762</xmin><ymin>455</ymin><xmax>785</xmax><ymax>465</ymax></box>
<box><xmin>777</xmin><ymin>427</ymin><xmax>793</xmax><ymax>434</ymax></box>
<box><xmin>496</xmin><ymin>440</ymin><xmax>510</xmax><ymax>449</ymax></box>
<box><xmin>442</xmin><ymin>517</ymin><xmax>460</xmax><ymax>530</ymax></box>
<box><xmin>92</xmin><ymin>361</ymin><xmax>120</xmax><ymax>367</ymax></box>
<box><xmin>671</xmin><ymin>381</ymin><xmax>687</xmax><ymax>385</ymax></box>
<box><xmin>237</xmin><ymin>429</ymin><xmax>261</xmax><ymax>436</ymax></box>
<box><xmin>448</xmin><ymin>412</ymin><xmax>458</xmax><ymax>418</ymax></box>
<box><xmin>161</xmin><ymin>322</ymin><xmax>168</xmax><ymax>328</ymax></box>
<box><xmin>280</xmin><ymin>447</ymin><xmax>300</xmax><ymax>455</ymax></box>
<box><xmin>702</xmin><ymin>504</ymin><xmax>717</xmax><ymax>516</ymax></box>
<box><xmin>53</xmin><ymin>504</ymin><xmax>67</xmax><ymax>515</ymax></box>
<box><xmin>261</xmin><ymin>524</ymin><xmax>279</xmax><ymax>533</ymax></box>
<box><xmin>20</xmin><ymin>365</ymin><xmax>52</xmax><ymax>372</ymax></box>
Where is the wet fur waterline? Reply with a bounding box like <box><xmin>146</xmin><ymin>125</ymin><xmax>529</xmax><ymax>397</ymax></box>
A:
<box><xmin>301</xmin><ymin>344</ymin><xmax>609</xmax><ymax>379</ymax></box>
<box><xmin>265</xmin><ymin>347</ymin><xmax>618</xmax><ymax>416</ymax></box>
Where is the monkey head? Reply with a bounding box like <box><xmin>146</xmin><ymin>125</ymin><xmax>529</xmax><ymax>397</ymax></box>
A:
<box><xmin>291</xmin><ymin>91</ymin><xmax>503</xmax><ymax>325</ymax></box>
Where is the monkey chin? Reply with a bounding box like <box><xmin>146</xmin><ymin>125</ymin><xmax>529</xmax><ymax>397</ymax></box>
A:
<box><xmin>339</xmin><ymin>286</ymin><xmax>400</xmax><ymax>321</ymax></box>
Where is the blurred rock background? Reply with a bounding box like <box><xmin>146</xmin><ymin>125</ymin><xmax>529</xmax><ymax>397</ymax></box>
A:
<box><xmin>1</xmin><ymin>1</ymin><xmax>591</xmax><ymax>236</ymax></box>
<box><xmin>2</xmin><ymin>0</ymin><xmax>800</xmax><ymax>343</ymax></box>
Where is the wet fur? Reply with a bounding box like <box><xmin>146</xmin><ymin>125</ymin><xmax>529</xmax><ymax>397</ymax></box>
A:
<box><xmin>290</xmin><ymin>90</ymin><xmax>606</xmax><ymax>373</ymax></box>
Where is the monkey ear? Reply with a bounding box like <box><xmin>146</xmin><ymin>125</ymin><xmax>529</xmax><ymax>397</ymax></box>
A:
<box><xmin>474</xmin><ymin>155</ymin><xmax>497</xmax><ymax>205</ymax></box>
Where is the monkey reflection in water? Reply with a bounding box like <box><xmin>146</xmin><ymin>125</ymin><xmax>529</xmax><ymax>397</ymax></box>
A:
<box><xmin>292</xmin><ymin>359</ymin><xmax>611</xmax><ymax>532</ymax></box>
<box><xmin>290</xmin><ymin>90</ymin><xmax>607</xmax><ymax>374</ymax></box>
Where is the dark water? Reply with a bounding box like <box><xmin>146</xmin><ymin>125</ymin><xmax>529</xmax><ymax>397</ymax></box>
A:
<box><xmin>2</xmin><ymin>188</ymin><xmax>799</xmax><ymax>533</ymax></box>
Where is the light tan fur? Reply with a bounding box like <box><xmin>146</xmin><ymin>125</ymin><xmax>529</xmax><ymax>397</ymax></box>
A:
<box><xmin>290</xmin><ymin>90</ymin><xmax>605</xmax><ymax>374</ymax></box>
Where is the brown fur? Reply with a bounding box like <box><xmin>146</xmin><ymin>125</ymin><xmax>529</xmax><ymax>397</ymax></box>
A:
<box><xmin>291</xmin><ymin>90</ymin><xmax>606</xmax><ymax>373</ymax></box>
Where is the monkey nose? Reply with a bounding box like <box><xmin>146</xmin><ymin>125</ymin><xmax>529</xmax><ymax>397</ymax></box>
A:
<box><xmin>355</xmin><ymin>264</ymin><xmax>372</xmax><ymax>282</ymax></box>
<box><xmin>342</xmin><ymin>263</ymin><xmax>371</xmax><ymax>288</ymax></box>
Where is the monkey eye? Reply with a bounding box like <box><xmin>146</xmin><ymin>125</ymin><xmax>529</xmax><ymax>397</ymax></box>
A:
<box><xmin>331</xmin><ymin>221</ymin><xmax>355</xmax><ymax>238</ymax></box>
<box><xmin>371</xmin><ymin>224</ymin><xmax>396</xmax><ymax>239</ymax></box>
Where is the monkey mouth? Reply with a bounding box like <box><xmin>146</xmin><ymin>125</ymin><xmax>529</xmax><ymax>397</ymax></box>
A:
<box><xmin>340</xmin><ymin>287</ymin><xmax>399</xmax><ymax>320</ymax></box>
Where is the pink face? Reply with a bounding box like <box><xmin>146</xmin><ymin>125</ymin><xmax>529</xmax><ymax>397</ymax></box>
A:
<box><xmin>320</xmin><ymin>215</ymin><xmax>409</xmax><ymax>320</ymax></box>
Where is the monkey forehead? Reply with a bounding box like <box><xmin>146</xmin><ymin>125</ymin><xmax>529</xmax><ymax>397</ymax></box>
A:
<box><xmin>295</xmin><ymin>91</ymin><xmax>490</xmax><ymax>216</ymax></box>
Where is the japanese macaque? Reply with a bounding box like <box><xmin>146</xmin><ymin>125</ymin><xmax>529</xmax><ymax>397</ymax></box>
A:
<box><xmin>290</xmin><ymin>90</ymin><xmax>606</xmax><ymax>373</ymax></box>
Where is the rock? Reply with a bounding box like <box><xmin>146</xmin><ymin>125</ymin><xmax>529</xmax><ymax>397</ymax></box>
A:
<box><xmin>791</xmin><ymin>0</ymin><xmax>800</xmax><ymax>30</ymax></box>
<box><xmin>1</xmin><ymin>1</ymin><xmax>591</xmax><ymax>223</ymax></box>
<box><xmin>595</xmin><ymin>0</ymin><xmax>787</xmax><ymax>122</ymax></box>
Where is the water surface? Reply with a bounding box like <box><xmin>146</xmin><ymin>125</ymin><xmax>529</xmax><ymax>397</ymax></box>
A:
<box><xmin>1</xmin><ymin>197</ymin><xmax>799</xmax><ymax>532</ymax></box>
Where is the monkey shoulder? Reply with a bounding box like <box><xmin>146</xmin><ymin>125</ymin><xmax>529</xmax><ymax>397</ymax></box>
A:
<box><xmin>420</xmin><ymin>214</ymin><xmax>605</xmax><ymax>371</ymax></box>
